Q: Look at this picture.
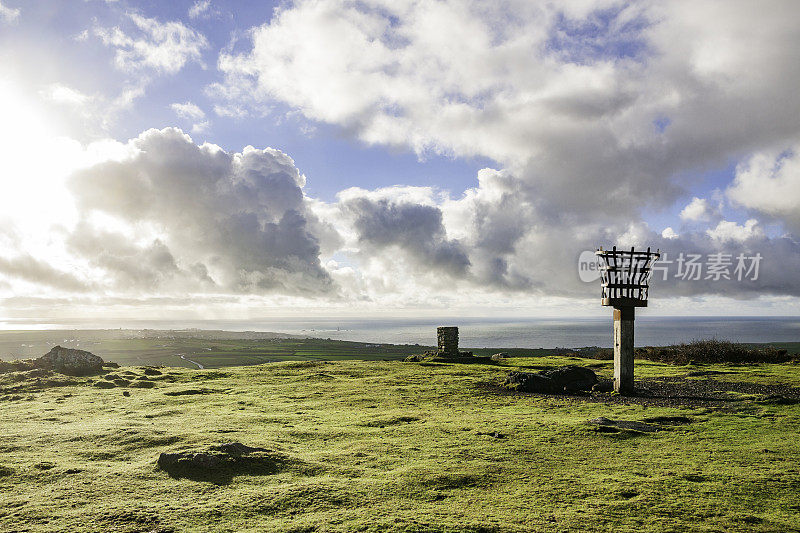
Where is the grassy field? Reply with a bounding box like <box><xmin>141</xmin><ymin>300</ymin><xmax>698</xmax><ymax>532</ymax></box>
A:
<box><xmin>2</xmin><ymin>354</ymin><xmax>800</xmax><ymax>532</ymax></box>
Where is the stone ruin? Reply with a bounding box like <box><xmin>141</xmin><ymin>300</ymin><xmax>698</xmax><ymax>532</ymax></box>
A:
<box><xmin>437</xmin><ymin>326</ymin><xmax>459</xmax><ymax>356</ymax></box>
<box><xmin>404</xmin><ymin>326</ymin><xmax>473</xmax><ymax>361</ymax></box>
<box><xmin>437</xmin><ymin>327</ymin><xmax>472</xmax><ymax>358</ymax></box>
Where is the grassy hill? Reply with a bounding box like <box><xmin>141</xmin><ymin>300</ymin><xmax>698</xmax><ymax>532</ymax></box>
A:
<box><xmin>2</xmin><ymin>354</ymin><xmax>800</xmax><ymax>532</ymax></box>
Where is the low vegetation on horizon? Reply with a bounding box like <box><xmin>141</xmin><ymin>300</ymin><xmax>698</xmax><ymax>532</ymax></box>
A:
<box><xmin>594</xmin><ymin>338</ymin><xmax>796</xmax><ymax>365</ymax></box>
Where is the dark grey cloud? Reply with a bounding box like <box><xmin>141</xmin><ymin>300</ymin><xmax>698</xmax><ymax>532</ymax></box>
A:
<box><xmin>342</xmin><ymin>196</ymin><xmax>470</xmax><ymax>275</ymax></box>
<box><xmin>66</xmin><ymin>222</ymin><xmax>215</xmax><ymax>291</ymax></box>
<box><xmin>0</xmin><ymin>254</ymin><xmax>91</xmax><ymax>293</ymax></box>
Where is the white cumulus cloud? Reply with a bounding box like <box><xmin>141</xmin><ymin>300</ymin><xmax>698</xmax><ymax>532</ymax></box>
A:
<box><xmin>680</xmin><ymin>197</ymin><xmax>720</xmax><ymax>222</ymax></box>
<box><xmin>706</xmin><ymin>219</ymin><xmax>763</xmax><ymax>243</ymax></box>
<box><xmin>67</xmin><ymin>128</ymin><xmax>333</xmax><ymax>295</ymax></box>
<box><xmin>727</xmin><ymin>144</ymin><xmax>800</xmax><ymax>232</ymax></box>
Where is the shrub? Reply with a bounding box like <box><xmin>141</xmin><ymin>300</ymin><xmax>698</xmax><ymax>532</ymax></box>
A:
<box><xmin>594</xmin><ymin>339</ymin><xmax>792</xmax><ymax>365</ymax></box>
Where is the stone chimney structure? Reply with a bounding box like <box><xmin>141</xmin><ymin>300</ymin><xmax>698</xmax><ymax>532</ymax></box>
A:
<box><xmin>437</xmin><ymin>327</ymin><xmax>459</xmax><ymax>356</ymax></box>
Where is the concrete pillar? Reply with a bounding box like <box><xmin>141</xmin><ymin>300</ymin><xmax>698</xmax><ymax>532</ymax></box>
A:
<box><xmin>613</xmin><ymin>307</ymin><xmax>635</xmax><ymax>394</ymax></box>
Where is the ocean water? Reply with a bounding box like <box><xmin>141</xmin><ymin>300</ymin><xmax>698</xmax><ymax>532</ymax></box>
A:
<box><xmin>5</xmin><ymin>316</ymin><xmax>797</xmax><ymax>348</ymax></box>
<box><xmin>237</xmin><ymin>316</ymin><xmax>800</xmax><ymax>348</ymax></box>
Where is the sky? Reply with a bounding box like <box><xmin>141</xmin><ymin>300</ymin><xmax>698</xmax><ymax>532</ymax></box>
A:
<box><xmin>1</xmin><ymin>0</ymin><xmax>799</xmax><ymax>326</ymax></box>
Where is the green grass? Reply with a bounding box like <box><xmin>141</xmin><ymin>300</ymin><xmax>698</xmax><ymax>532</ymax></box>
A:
<box><xmin>2</xmin><ymin>356</ymin><xmax>800</xmax><ymax>532</ymax></box>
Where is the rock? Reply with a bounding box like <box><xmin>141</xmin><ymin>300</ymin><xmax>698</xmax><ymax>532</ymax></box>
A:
<box><xmin>404</xmin><ymin>354</ymin><xmax>426</xmax><ymax>362</ymax></box>
<box><xmin>35</xmin><ymin>346</ymin><xmax>103</xmax><ymax>376</ymax></box>
<box><xmin>143</xmin><ymin>367</ymin><xmax>163</xmax><ymax>376</ymax></box>
<box><xmin>102</xmin><ymin>362</ymin><xmax>120</xmax><ymax>369</ymax></box>
<box><xmin>93</xmin><ymin>381</ymin><xmax>115</xmax><ymax>389</ymax></box>
<box><xmin>129</xmin><ymin>380</ymin><xmax>155</xmax><ymax>388</ymax></box>
<box><xmin>504</xmin><ymin>366</ymin><xmax>598</xmax><ymax>393</ymax></box>
<box><xmin>214</xmin><ymin>442</ymin><xmax>270</xmax><ymax>455</ymax></box>
<box><xmin>591</xmin><ymin>380</ymin><xmax>613</xmax><ymax>392</ymax></box>
<box><xmin>490</xmin><ymin>352</ymin><xmax>509</xmax><ymax>361</ymax></box>
<box><xmin>158</xmin><ymin>451</ymin><xmax>223</xmax><ymax>470</ymax></box>
<box><xmin>157</xmin><ymin>442</ymin><xmax>287</xmax><ymax>483</ymax></box>
<box><xmin>587</xmin><ymin>417</ymin><xmax>660</xmax><ymax>433</ymax></box>
<box><xmin>122</xmin><ymin>391</ymin><xmax>131</xmax><ymax>397</ymax></box>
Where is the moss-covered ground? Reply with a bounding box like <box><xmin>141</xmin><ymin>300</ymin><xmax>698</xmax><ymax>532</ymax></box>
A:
<box><xmin>2</xmin><ymin>356</ymin><xmax>800</xmax><ymax>532</ymax></box>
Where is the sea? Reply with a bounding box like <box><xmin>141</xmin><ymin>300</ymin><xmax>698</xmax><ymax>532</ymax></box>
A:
<box><xmin>225</xmin><ymin>316</ymin><xmax>800</xmax><ymax>348</ymax></box>
<box><xmin>4</xmin><ymin>316</ymin><xmax>799</xmax><ymax>349</ymax></box>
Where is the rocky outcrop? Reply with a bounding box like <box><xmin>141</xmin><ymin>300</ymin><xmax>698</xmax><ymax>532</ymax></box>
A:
<box><xmin>35</xmin><ymin>346</ymin><xmax>104</xmax><ymax>376</ymax></box>
<box><xmin>504</xmin><ymin>366</ymin><xmax>598</xmax><ymax>393</ymax></box>
<box><xmin>158</xmin><ymin>442</ymin><xmax>288</xmax><ymax>483</ymax></box>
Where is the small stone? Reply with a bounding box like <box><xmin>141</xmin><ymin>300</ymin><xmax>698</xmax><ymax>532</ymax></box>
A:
<box><xmin>122</xmin><ymin>391</ymin><xmax>131</xmax><ymax>397</ymax></box>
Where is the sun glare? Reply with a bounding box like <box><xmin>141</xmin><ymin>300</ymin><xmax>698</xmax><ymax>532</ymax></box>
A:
<box><xmin>0</xmin><ymin>80</ymin><xmax>86</xmax><ymax>261</ymax></box>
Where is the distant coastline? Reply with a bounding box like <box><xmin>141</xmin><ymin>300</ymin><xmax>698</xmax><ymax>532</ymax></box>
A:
<box><xmin>1</xmin><ymin>316</ymin><xmax>798</xmax><ymax>350</ymax></box>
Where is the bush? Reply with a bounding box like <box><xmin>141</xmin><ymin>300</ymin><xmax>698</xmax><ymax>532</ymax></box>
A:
<box><xmin>595</xmin><ymin>339</ymin><xmax>792</xmax><ymax>365</ymax></box>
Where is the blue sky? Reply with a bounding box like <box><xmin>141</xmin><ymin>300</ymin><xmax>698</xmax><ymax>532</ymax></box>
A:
<box><xmin>1</xmin><ymin>0</ymin><xmax>799</xmax><ymax>322</ymax></box>
<box><xmin>1</xmin><ymin>0</ymin><xmax>499</xmax><ymax>201</ymax></box>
